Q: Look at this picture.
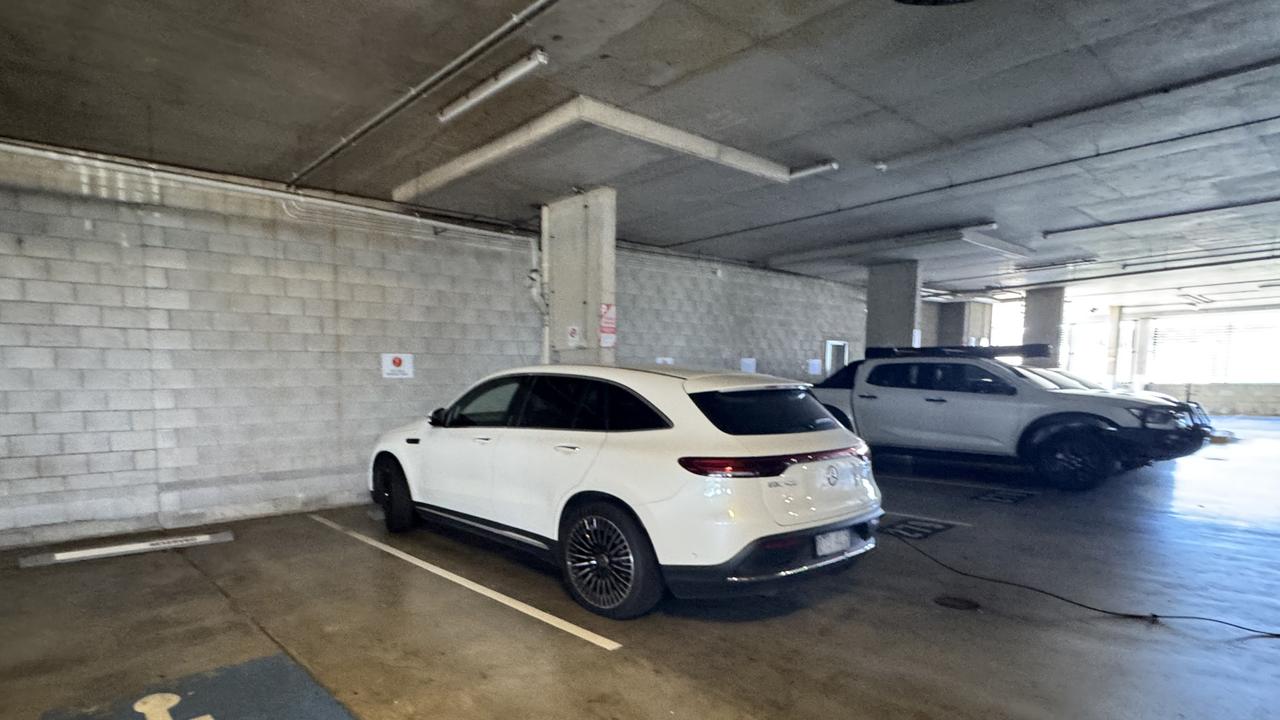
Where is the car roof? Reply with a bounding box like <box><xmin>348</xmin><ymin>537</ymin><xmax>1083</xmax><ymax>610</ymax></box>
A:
<box><xmin>488</xmin><ymin>363</ymin><xmax>808</xmax><ymax>392</ymax></box>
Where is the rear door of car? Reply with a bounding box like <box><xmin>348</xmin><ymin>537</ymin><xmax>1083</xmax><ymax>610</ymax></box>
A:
<box><xmin>851</xmin><ymin>361</ymin><xmax>947</xmax><ymax>448</ymax></box>
<box><xmin>489</xmin><ymin>375</ymin><xmax>607</xmax><ymax>538</ymax></box>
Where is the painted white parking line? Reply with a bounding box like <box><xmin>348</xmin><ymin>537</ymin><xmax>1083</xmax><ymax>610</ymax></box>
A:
<box><xmin>878</xmin><ymin>474</ymin><xmax>1036</xmax><ymax>494</ymax></box>
<box><xmin>883</xmin><ymin>510</ymin><xmax>974</xmax><ymax>528</ymax></box>
<box><xmin>310</xmin><ymin>514</ymin><xmax>622</xmax><ymax>652</ymax></box>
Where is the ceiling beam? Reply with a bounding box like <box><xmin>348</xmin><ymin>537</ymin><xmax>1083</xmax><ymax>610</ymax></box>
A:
<box><xmin>392</xmin><ymin>95</ymin><xmax>833</xmax><ymax>202</ymax></box>
<box><xmin>768</xmin><ymin>223</ymin><xmax>1008</xmax><ymax>269</ymax></box>
<box><xmin>960</xmin><ymin>227</ymin><xmax>1031</xmax><ymax>258</ymax></box>
<box><xmin>666</xmin><ymin>102</ymin><xmax>1280</xmax><ymax>251</ymax></box>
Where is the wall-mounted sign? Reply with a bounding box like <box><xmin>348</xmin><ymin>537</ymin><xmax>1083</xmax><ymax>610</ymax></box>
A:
<box><xmin>566</xmin><ymin>325</ymin><xmax>582</xmax><ymax>347</ymax></box>
<box><xmin>599</xmin><ymin>303</ymin><xmax>617</xmax><ymax>348</ymax></box>
<box><xmin>655</xmin><ymin>357</ymin><xmax>675</xmax><ymax>365</ymax></box>
<box><xmin>806</xmin><ymin>358</ymin><xmax>823</xmax><ymax>376</ymax></box>
<box><xmin>739</xmin><ymin>357</ymin><xmax>757</xmax><ymax>373</ymax></box>
<box><xmin>381</xmin><ymin>353</ymin><xmax>414</xmax><ymax>379</ymax></box>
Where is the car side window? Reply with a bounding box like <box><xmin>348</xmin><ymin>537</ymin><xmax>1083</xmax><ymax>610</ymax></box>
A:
<box><xmin>605</xmin><ymin>384</ymin><xmax>669</xmax><ymax>431</ymax></box>
<box><xmin>449</xmin><ymin>377</ymin><xmax>523</xmax><ymax>427</ymax></box>
<box><xmin>512</xmin><ymin>378</ymin><xmax>668</xmax><ymax>432</ymax></box>
<box><xmin>931</xmin><ymin>363</ymin><xmax>1014</xmax><ymax>395</ymax></box>
<box><xmin>516</xmin><ymin>376</ymin><xmax>584</xmax><ymax>430</ymax></box>
<box><xmin>866</xmin><ymin>363</ymin><xmax>920</xmax><ymax>389</ymax></box>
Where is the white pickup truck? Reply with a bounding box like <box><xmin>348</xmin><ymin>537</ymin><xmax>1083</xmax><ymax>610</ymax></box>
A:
<box><xmin>811</xmin><ymin>345</ymin><xmax>1210</xmax><ymax>489</ymax></box>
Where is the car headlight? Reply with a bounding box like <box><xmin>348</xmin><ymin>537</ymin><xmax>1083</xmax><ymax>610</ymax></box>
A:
<box><xmin>1128</xmin><ymin>407</ymin><xmax>1190</xmax><ymax>428</ymax></box>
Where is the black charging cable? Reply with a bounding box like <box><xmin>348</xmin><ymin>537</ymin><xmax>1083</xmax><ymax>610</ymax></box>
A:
<box><xmin>891</xmin><ymin>534</ymin><xmax>1280</xmax><ymax>639</ymax></box>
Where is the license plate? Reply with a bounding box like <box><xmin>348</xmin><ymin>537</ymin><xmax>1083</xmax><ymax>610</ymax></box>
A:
<box><xmin>815</xmin><ymin>529</ymin><xmax>853</xmax><ymax>557</ymax></box>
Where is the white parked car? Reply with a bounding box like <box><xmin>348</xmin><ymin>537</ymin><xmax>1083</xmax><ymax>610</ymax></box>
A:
<box><xmin>369</xmin><ymin>365</ymin><xmax>883</xmax><ymax>618</ymax></box>
<box><xmin>812</xmin><ymin>346</ymin><xmax>1210</xmax><ymax>489</ymax></box>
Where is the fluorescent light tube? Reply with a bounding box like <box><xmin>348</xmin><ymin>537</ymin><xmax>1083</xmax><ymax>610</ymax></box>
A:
<box><xmin>438</xmin><ymin>49</ymin><xmax>549</xmax><ymax>124</ymax></box>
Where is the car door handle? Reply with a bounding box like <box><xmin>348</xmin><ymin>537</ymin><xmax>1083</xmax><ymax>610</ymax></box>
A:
<box><xmin>924</xmin><ymin>397</ymin><xmax>947</xmax><ymax>403</ymax></box>
<box><xmin>857</xmin><ymin>394</ymin><xmax>878</xmax><ymax>400</ymax></box>
<box><xmin>553</xmin><ymin>444</ymin><xmax>580</xmax><ymax>454</ymax></box>
<box><xmin>472</xmin><ymin>436</ymin><xmax>493</xmax><ymax>444</ymax></box>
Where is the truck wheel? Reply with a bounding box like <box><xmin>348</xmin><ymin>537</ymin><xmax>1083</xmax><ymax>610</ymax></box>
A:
<box><xmin>1032</xmin><ymin>430</ymin><xmax>1114</xmax><ymax>491</ymax></box>
<box><xmin>823</xmin><ymin>404</ymin><xmax>854</xmax><ymax>431</ymax></box>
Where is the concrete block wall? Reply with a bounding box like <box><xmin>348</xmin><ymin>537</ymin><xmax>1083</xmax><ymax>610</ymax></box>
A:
<box><xmin>1</xmin><ymin>169</ymin><xmax>541</xmax><ymax>546</ymax></box>
<box><xmin>1</xmin><ymin>150</ymin><xmax>866</xmax><ymax>547</ymax></box>
<box><xmin>616</xmin><ymin>252</ymin><xmax>865</xmax><ymax>378</ymax></box>
<box><xmin>1146</xmin><ymin>383</ymin><xmax>1280</xmax><ymax>416</ymax></box>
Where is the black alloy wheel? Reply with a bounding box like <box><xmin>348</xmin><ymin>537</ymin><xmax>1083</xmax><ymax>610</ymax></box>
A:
<box><xmin>560</xmin><ymin>502</ymin><xmax>663</xmax><ymax>619</ymax></box>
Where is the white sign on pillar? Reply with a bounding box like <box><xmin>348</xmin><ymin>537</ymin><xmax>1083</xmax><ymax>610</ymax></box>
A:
<box><xmin>599</xmin><ymin>303</ymin><xmax>617</xmax><ymax>348</ymax></box>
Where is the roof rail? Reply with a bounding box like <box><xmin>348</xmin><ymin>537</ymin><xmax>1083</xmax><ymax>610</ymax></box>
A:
<box><xmin>864</xmin><ymin>344</ymin><xmax>1053</xmax><ymax>360</ymax></box>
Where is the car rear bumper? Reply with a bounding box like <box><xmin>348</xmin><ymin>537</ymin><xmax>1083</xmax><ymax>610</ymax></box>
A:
<box><xmin>661</xmin><ymin>509</ymin><xmax>882</xmax><ymax>599</ymax></box>
<box><xmin>1114</xmin><ymin>426</ymin><xmax>1208</xmax><ymax>462</ymax></box>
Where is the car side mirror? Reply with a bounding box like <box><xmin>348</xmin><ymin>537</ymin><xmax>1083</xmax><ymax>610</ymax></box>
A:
<box><xmin>428</xmin><ymin>407</ymin><xmax>446</xmax><ymax>427</ymax></box>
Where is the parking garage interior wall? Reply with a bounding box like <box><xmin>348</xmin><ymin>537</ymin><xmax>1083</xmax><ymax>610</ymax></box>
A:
<box><xmin>0</xmin><ymin>154</ymin><xmax>866</xmax><ymax>546</ymax></box>
<box><xmin>615</xmin><ymin>251</ymin><xmax>866</xmax><ymax>379</ymax></box>
<box><xmin>0</xmin><ymin>154</ymin><xmax>546</xmax><ymax>546</ymax></box>
<box><xmin>1146</xmin><ymin>383</ymin><xmax>1280</xmax><ymax>416</ymax></box>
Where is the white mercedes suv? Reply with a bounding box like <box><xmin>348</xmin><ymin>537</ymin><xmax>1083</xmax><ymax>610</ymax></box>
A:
<box><xmin>369</xmin><ymin>365</ymin><xmax>883</xmax><ymax>618</ymax></box>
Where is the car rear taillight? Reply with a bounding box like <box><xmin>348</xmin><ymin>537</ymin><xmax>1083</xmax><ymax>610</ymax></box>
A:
<box><xmin>678</xmin><ymin>446</ymin><xmax>867</xmax><ymax>478</ymax></box>
<box><xmin>677</xmin><ymin>456</ymin><xmax>793</xmax><ymax>478</ymax></box>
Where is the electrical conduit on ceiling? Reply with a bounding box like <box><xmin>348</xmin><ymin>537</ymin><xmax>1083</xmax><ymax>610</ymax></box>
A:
<box><xmin>287</xmin><ymin>0</ymin><xmax>561</xmax><ymax>188</ymax></box>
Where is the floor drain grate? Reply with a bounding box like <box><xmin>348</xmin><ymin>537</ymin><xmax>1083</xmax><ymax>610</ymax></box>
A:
<box><xmin>934</xmin><ymin>595</ymin><xmax>981</xmax><ymax>611</ymax></box>
<box><xmin>972</xmin><ymin>489</ymin><xmax>1036</xmax><ymax>504</ymax></box>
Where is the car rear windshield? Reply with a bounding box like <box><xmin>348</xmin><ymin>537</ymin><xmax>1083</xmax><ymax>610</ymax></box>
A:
<box><xmin>690</xmin><ymin>388</ymin><xmax>839</xmax><ymax>435</ymax></box>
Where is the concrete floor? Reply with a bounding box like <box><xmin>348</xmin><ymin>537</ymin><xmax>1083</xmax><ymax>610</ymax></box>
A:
<box><xmin>3</xmin><ymin>418</ymin><xmax>1278</xmax><ymax>720</ymax></box>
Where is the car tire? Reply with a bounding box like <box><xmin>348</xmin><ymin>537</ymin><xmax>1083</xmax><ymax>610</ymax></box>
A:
<box><xmin>823</xmin><ymin>404</ymin><xmax>855</xmax><ymax>431</ymax></box>
<box><xmin>1032</xmin><ymin>430</ymin><xmax>1115</xmax><ymax>491</ymax></box>
<box><xmin>560</xmin><ymin>501</ymin><xmax>664</xmax><ymax>619</ymax></box>
<box><xmin>381</xmin><ymin>459</ymin><xmax>416</xmax><ymax>533</ymax></box>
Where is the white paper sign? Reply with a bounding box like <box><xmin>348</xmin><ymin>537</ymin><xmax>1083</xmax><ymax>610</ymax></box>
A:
<box><xmin>655</xmin><ymin>357</ymin><xmax>675</xmax><ymax>365</ymax></box>
<box><xmin>599</xmin><ymin>303</ymin><xmax>617</xmax><ymax>348</ymax></box>
<box><xmin>381</xmin><ymin>353</ymin><xmax>414</xmax><ymax>379</ymax></box>
<box><xmin>566</xmin><ymin>325</ymin><xmax>582</xmax><ymax>347</ymax></box>
<box><xmin>739</xmin><ymin>357</ymin><xmax>757</xmax><ymax>373</ymax></box>
<box><xmin>807</xmin><ymin>358</ymin><xmax>823</xmax><ymax>376</ymax></box>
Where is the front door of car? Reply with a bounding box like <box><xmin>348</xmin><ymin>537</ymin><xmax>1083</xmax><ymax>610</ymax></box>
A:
<box><xmin>922</xmin><ymin>362</ymin><xmax>1026</xmax><ymax>455</ymax></box>
<box><xmin>418</xmin><ymin>376</ymin><xmax>523</xmax><ymax>519</ymax></box>
<box><xmin>490</xmin><ymin>375</ymin><xmax>606</xmax><ymax>540</ymax></box>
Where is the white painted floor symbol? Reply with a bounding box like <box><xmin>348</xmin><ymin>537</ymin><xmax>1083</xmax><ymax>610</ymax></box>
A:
<box><xmin>133</xmin><ymin>693</ymin><xmax>213</xmax><ymax>720</ymax></box>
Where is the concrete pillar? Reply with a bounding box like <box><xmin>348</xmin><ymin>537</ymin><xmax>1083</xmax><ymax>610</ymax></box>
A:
<box><xmin>937</xmin><ymin>302</ymin><xmax>993</xmax><ymax>346</ymax></box>
<box><xmin>541</xmin><ymin>188</ymin><xmax>617</xmax><ymax>365</ymax></box>
<box><xmin>1133</xmin><ymin>317</ymin><xmax>1153</xmax><ymax>389</ymax></box>
<box><xmin>1022</xmin><ymin>287</ymin><xmax>1065</xmax><ymax>367</ymax></box>
<box><xmin>1104</xmin><ymin>305</ymin><xmax>1123</xmax><ymax>384</ymax></box>
<box><xmin>918</xmin><ymin>302</ymin><xmax>941</xmax><ymax>347</ymax></box>
<box><xmin>865</xmin><ymin>260</ymin><xmax>921</xmax><ymax>348</ymax></box>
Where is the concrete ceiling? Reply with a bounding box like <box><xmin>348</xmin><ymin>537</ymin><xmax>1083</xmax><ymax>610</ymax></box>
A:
<box><xmin>3</xmin><ymin>0</ymin><xmax>1280</xmax><ymax>309</ymax></box>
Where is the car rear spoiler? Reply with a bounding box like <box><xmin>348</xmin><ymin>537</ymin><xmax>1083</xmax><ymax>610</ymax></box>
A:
<box><xmin>865</xmin><ymin>344</ymin><xmax>1053</xmax><ymax>360</ymax></box>
<box><xmin>683</xmin><ymin>373</ymin><xmax>812</xmax><ymax>394</ymax></box>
